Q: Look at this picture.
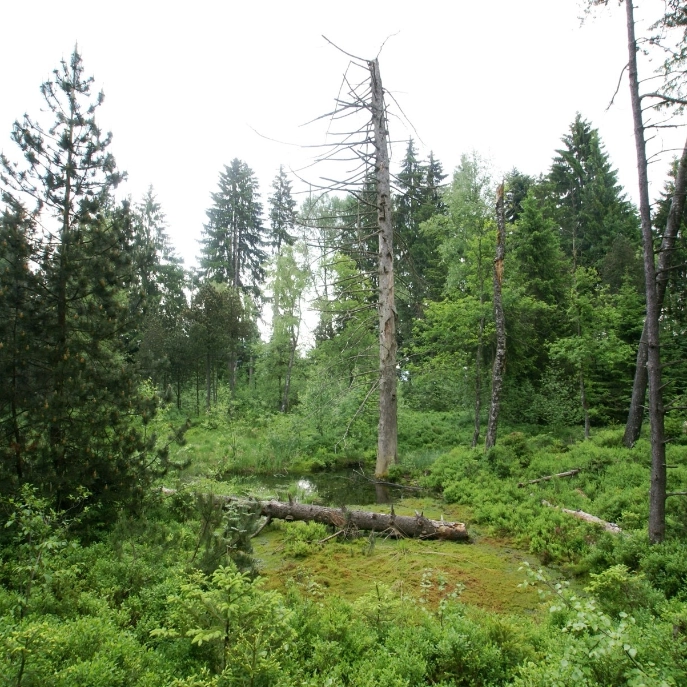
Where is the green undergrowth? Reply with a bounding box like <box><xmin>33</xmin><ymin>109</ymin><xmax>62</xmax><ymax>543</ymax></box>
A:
<box><xmin>2</xmin><ymin>453</ymin><xmax>687</xmax><ymax>686</ymax></box>
<box><xmin>165</xmin><ymin>405</ymin><xmax>529</xmax><ymax>478</ymax></box>
<box><xmin>3</xmin><ymin>418</ymin><xmax>687</xmax><ymax>685</ymax></box>
<box><xmin>425</xmin><ymin>428</ymin><xmax>687</xmax><ymax>595</ymax></box>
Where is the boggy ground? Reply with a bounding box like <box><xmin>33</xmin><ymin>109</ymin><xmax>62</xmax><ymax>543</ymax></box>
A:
<box><xmin>252</xmin><ymin>496</ymin><xmax>547</xmax><ymax>615</ymax></box>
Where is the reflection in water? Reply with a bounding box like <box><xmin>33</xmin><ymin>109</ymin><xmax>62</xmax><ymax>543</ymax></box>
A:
<box><xmin>234</xmin><ymin>471</ymin><xmax>408</xmax><ymax>507</ymax></box>
<box><xmin>374</xmin><ymin>483</ymin><xmax>392</xmax><ymax>504</ymax></box>
<box><xmin>296</xmin><ymin>479</ymin><xmax>315</xmax><ymax>494</ymax></box>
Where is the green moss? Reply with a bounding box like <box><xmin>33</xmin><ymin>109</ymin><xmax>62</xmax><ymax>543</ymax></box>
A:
<box><xmin>252</xmin><ymin>499</ymin><xmax>543</xmax><ymax>616</ymax></box>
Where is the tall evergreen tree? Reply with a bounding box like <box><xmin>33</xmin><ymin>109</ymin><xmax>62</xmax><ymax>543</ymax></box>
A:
<box><xmin>132</xmin><ymin>188</ymin><xmax>187</xmax><ymax>387</ymax></box>
<box><xmin>200</xmin><ymin>159</ymin><xmax>266</xmax><ymax>296</ymax></box>
<box><xmin>0</xmin><ymin>201</ymin><xmax>42</xmax><ymax>485</ymax></box>
<box><xmin>548</xmin><ymin>115</ymin><xmax>639</xmax><ymax>274</ymax></box>
<box><xmin>503</xmin><ymin>168</ymin><xmax>535</xmax><ymax>225</ymax></box>
<box><xmin>132</xmin><ymin>187</ymin><xmax>186</xmax><ymax>316</ymax></box>
<box><xmin>268</xmin><ymin>165</ymin><xmax>297</xmax><ymax>254</ymax></box>
<box><xmin>0</xmin><ymin>49</ymin><xmax>162</xmax><ymax>511</ymax></box>
<box><xmin>394</xmin><ymin>143</ymin><xmax>448</xmax><ymax>351</ymax></box>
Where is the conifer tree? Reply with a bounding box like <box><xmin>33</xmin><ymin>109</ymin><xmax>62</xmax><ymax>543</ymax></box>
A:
<box><xmin>132</xmin><ymin>188</ymin><xmax>187</xmax><ymax>387</ymax></box>
<box><xmin>268</xmin><ymin>165</ymin><xmax>297</xmax><ymax>254</ymax></box>
<box><xmin>548</xmin><ymin>115</ymin><xmax>639</xmax><ymax>273</ymax></box>
<box><xmin>0</xmin><ymin>49</ymin><xmax>159</xmax><ymax>512</ymax></box>
<box><xmin>200</xmin><ymin>159</ymin><xmax>266</xmax><ymax>296</ymax></box>
<box><xmin>394</xmin><ymin>143</ymin><xmax>448</xmax><ymax>350</ymax></box>
<box><xmin>0</xmin><ymin>201</ymin><xmax>42</xmax><ymax>485</ymax></box>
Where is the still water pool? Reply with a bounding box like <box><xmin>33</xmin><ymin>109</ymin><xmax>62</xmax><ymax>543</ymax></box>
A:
<box><xmin>225</xmin><ymin>470</ymin><xmax>414</xmax><ymax>506</ymax></box>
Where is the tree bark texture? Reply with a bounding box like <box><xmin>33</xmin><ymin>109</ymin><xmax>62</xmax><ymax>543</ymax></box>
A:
<box><xmin>626</xmin><ymin>0</ymin><xmax>667</xmax><ymax>544</ymax></box>
<box><xmin>161</xmin><ymin>489</ymin><xmax>468</xmax><ymax>541</ymax></box>
<box><xmin>485</xmin><ymin>183</ymin><xmax>507</xmax><ymax>450</ymax></box>
<box><xmin>259</xmin><ymin>500</ymin><xmax>468</xmax><ymax>541</ymax></box>
<box><xmin>370</xmin><ymin>58</ymin><xmax>398</xmax><ymax>477</ymax></box>
<box><xmin>624</xmin><ymin>136</ymin><xmax>687</xmax><ymax>447</ymax></box>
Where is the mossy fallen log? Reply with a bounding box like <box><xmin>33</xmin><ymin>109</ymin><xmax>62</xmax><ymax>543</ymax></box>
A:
<box><xmin>161</xmin><ymin>488</ymin><xmax>468</xmax><ymax>541</ymax></box>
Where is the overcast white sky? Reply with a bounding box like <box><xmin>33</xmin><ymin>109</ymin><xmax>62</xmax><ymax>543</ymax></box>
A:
<box><xmin>1</xmin><ymin>0</ymin><xmax>684</xmax><ymax>267</ymax></box>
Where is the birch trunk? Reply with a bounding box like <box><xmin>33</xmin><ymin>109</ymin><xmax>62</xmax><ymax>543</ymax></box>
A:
<box><xmin>370</xmin><ymin>58</ymin><xmax>397</xmax><ymax>477</ymax></box>
<box><xmin>625</xmin><ymin>0</ymin><xmax>667</xmax><ymax>543</ymax></box>
<box><xmin>485</xmin><ymin>183</ymin><xmax>507</xmax><ymax>449</ymax></box>
<box><xmin>624</xmin><ymin>137</ymin><xmax>687</xmax><ymax>447</ymax></box>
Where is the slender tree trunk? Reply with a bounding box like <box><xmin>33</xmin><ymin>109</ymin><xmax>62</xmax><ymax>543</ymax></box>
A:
<box><xmin>195</xmin><ymin>365</ymin><xmax>200</xmax><ymax>415</ymax></box>
<box><xmin>624</xmin><ymin>137</ymin><xmax>687</xmax><ymax>447</ymax></box>
<box><xmin>580</xmin><ymin>370</ymin><xmax>591</xmax><ymax>440</ymax></box>
<box><xmin>625</xmin><ymin>0</ymin><xmax>667</xmax><ymax>544</ymax></box>
<box><xmin>281</xmin><ymin>332</ymin><xmax>297</xmax><ymax>413</ymax></box>
<box><xmin>228</xmin><ymin>345</ymin><xmax>238</xmax><ymax>398</ymax></box>
<box><xmin>472</xmin><ymin>322</ymin><xmax>483</xmax><ymax>448</ymax></box>
<box><xmin>485</xmin><ymin>183</ymin><xmax>507</xmax><ymax>450</ymax></box>
<box><xmin>472</xmin><ymin>238</ymin><xmax>486</xmax><ymax>449</ymax></box>
<box><xmin>205</xmin><ymin>352</ymin><xmax>211</xmax><ymax>410</ymax></box>
<box><xmin>51</xmin><ymin>99</ymin><xmax>76</xmax><ymax>500</ymax></box>
<box><xmin>370</xmin><ymin>58</ymin><xmax>397</xmax><ymax>477</ymax></box>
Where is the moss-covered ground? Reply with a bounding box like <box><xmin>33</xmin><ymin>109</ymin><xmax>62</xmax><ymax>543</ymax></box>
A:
<box><xmin>252</xmin><ymin>497</ymin><xmax>545</xmax><ymax>615</ymax></box>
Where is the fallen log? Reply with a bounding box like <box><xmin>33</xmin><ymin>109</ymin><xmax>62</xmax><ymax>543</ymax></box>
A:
<box><xmin>518</xmin><ymin>469</ymin><xmax>581</xmax><ymax>488</ymax></box>
<box><xmin>259</xmin><ymin>500</ymin><xmax>468</xmax><ymax>541</ymax></box>
<box><xmin>160</xmin><ymin>488</ymin><xmax>468</xmax><ymax>541</ymax></box>
<box><xmin>541</xmin><ymin>499</ymin><xmax>621</xmax><ymax>535</ymax></box>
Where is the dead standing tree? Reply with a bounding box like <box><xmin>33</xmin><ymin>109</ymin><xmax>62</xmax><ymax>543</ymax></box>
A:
<box><xmin>302</xmin><ymin>38</ymin><xmax>398</xmax><ymax>477</ymax></box>
<box><xmin>623</xmin><ymin>138</ymin><xmax>687</xmax><ymax>449</ymax></box>
<box><xmin>370</xmin><ymin>58</ymin><xmax>398</xmax><ymax>477</ymax></box>
<box><xmin>589</xmin><ymin>0</ymin><xmax>687</xmax><ymax>542</ymax></box>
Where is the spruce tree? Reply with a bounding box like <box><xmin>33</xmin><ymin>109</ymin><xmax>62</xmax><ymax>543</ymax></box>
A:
<box><xmin>548</xmin><ymin>115</ymin><xmax>639</xmax><ymax>272</ymax></box>
<box><xmin>394</xmin><ymin>143</ymin><xmax>448</xmax><ymax>348</ymax></box>
<box><xmin>200</xmin><ymin>159</ymin><xmax>266</xmax><ymax>296</ymax></box>
<box><xmin>268</xmin><ymin>165</ymin><xmax>297</xmax><ymax>254</ymax></box>
<box><xmin>132</xmin><ymin>188</ymin><xmax>187</xmax><ymax>387</ymax></box>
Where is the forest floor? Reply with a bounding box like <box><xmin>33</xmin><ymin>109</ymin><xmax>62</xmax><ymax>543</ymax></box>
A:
<box><xmin>242</xmin><ymin>490</ymin><xmax>553</xmax><ymax>615</ymax></box>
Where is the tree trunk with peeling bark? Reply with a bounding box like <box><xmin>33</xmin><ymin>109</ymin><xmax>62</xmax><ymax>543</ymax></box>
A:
<box><xmin>624</xmin><ymin>137</ymin><xmax>687</xmax><ymax>448</ymax></box>
<box><xmin>260</xmin><ymin>500</ymin><xmax>468</xmax><ymax>541</ymax></box>
<box><xmin>625</xmin><ymin>0</ymin><xmax>667</xmax><ymax>543</ymax></box>
<box><xmin>370</xmin><ymin>57</ymin><xmax>398</xmax><ymax>477</ymax></box>
<box><xmin>485</xmin><ymin>183</ymin><xmax>507</xmax><ymax>450</ymax></box>
<box><xmin>160</xmin><ymin>489</ymin><xmax>468</xmax><ymax>541</ymax></box>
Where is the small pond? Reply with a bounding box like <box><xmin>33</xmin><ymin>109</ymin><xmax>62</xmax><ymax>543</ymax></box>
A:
<box><xmin>226</xmin><ymin>470</ymin><xmax>417</xmax><ymax>506</ymax></box>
